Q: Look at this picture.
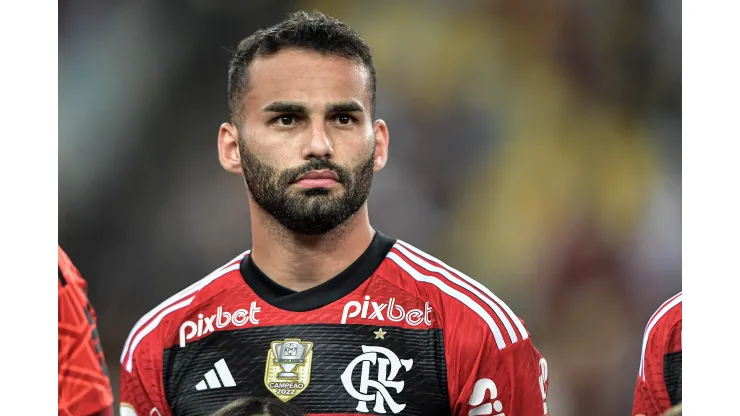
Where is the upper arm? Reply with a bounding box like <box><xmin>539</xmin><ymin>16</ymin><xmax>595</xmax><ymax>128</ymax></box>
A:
<box><xmin>119</xmin><ymin>321</ymin><xmax>171</xmax><ymax>416</ymax></box>
<box><xmin>453</xmin><ymin>336</ymin><xmax>548</xmax><ymax>416</ymax></box>
<box><xmin>58</xmin><ymin>277</ymin><xmax>114</xmax><ymax>416</ymax></box>
<box><xmin>633</xmin><ymin>324</ymin><xmax>666</xmax><ymax>416</ymax></box>
<box><xmin>445</xmin><ymin>310</ymin><xmax>549</xmax><ymax>416</ymax></box>
<box><xmin>633</xmin><ymin>295</ymin><xmax>682</xmax><ymax>415</ymax></box>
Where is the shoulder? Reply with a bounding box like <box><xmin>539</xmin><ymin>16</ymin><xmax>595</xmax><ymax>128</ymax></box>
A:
<box><xmin>119</xmin><ymin>250</ymin><xmax>249</xmax><ymax>373</ymax></box>
<box><xmin>58</xmin><ymin>245</ymin><xmax>87</xmax><ymax>290</ymax></box>
<box><xmin>379</xmin><ymin>239</ymin><xmax>530</xmax><ymax>351</ymax></box>
<box><xmin>638</xmin><ymin>291</ymin><xmax>682</xmax><ymax>379</ymax></box>
<box><xmin>641</xmin><ymin>292</ymin><xmax>682</xmax><ymax>342</ymax></box>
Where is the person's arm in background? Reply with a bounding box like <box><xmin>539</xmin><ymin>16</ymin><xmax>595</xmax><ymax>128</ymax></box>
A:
<box><xmin>632</xmin><ymin>292</ymin><xmax>682</xmax><ymax>416</ymax></box>
<box><xmin>58</xmin><ymin>246</ymin><xmax>114</xmax><ymax>416</ymax></box>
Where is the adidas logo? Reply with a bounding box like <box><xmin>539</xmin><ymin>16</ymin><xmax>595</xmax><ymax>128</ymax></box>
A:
<box><xmin>195</xmin><ymin>358</ymin><xmax>236</xmax><ymax>390</ymax></box>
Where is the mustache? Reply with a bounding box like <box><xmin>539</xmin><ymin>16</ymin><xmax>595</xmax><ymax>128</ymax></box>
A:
<box><xmin>281</xmin><ymin>159</ymin><xmax>350</xmax><ymax>185</ymax></box>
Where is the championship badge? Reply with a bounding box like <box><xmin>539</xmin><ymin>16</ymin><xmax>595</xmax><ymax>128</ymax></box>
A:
<box><xmin>264</xmin><ymin>338</ymin><xmax>313</xmax><ymax>402</ymax></box>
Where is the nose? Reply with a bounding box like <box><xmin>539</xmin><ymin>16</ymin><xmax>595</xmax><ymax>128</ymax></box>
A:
<box><xmin>301</xmin><ymin>123</ymin><xmax>334</xmax><ymax>160</ymax></box>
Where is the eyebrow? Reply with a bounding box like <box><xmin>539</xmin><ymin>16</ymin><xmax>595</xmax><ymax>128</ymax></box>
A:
<box><xmin>325</xmin><ymin>101</ymin><xmax>364</xmax><ymax>114</ymax></box>
<box><xmin>261</xmin><ymin>100</ymin><xmax>365</xmax><ymax>114</ymax></box>
<box><xmin>262</xmin><ymin>101</ymin><xmax>307</xmax><ymax>114</ymax></box>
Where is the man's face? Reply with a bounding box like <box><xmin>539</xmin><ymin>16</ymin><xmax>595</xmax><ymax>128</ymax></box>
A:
<box><xmin>235</xmin><ymin>49</ymin><xmax>379</xmax><ymax>235</ymax></box>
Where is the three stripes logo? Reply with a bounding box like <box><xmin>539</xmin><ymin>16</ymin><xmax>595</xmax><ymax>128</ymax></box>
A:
<box><xmin>195</xmin><ymin>358</ymin><xmax>236</xmax><ymax>390</ymax></box>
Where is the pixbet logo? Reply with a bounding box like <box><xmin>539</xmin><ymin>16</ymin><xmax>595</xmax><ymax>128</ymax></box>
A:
<box><xmin>179</xmin><ymin>302</ymin><xmax>261</xmax><ymax>347</ymax></box>
<box><xmin>341</xmin><ymin>296</ymin><xmax>433</xmax><ymax>326</ymax></box>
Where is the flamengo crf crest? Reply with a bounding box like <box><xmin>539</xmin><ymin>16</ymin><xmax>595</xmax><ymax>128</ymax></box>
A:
<box><xmin>264</xmin><ymin>338</ymin><xmax>313</xmax><ymax>402</ymax></box>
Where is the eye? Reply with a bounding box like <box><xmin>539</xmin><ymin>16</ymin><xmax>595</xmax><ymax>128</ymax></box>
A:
<box><xmin>334</xmin><ymin>114</ymin><xmax>357</xmax><ymax>125</ymax></box>
<box><xmin>277</xmin><ymin>115</ymin><xmax>295</xmax><ymax>126</ymax></box>
<box><xmin>337</xmin><ymin>115</ymin><xmax>351</xmax><ymax>124</ymax></box>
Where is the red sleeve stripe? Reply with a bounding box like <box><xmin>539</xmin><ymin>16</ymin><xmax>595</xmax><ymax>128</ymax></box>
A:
<box><xmin>393</xmin><ymin>244</ymin><xmax>519</xmax><ymax>345</ymax></box>
<box><xmin>396</xmin><ymin>241</ymin><xmax>529</xmax><ymax>343</ymax></box>
<box><xmin>387</xmin><ymin>251</ymin><xmax>508</xmax><ymax>350</ymax></box>
<box><xmin>647</xmin><ymin>291</ymin><xmax>682</xmax><ymax>330</ymax></box>
<box><xmin>123</xmin><ymin>296</ymin><xmax>195</xmax><ymax>373</ymax></box>
<box><xmin>638</xmin><ymin>291</ymin><xmax>682</xmax><ymax>380</ymax></box>
<box><xmin>119</xmin><ymin>251</ymin><xmax>249</xmax><ymax>364</ymax></box>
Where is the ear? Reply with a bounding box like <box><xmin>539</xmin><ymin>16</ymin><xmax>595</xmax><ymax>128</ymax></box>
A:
<box><xmin>372</xmin><ymin>119</ymin><xmax>389</xmax><ymax>172</ymax></box>
<box><xmin>218</xmin><ymin>123</ymin><xmax>243</xmax><ymax>175</ymax></box>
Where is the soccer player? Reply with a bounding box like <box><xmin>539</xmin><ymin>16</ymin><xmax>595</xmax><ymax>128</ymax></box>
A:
<box><xmin>119</xmin><ymin>11</ymin><xmax>549</xmax><ymax>416</ymax></box>
<box><xmin>632</xmin><ymin>291</ymin><xmax>682</xmax><ymax>416</ymax></box>
<box><xmin>58</xmin><ymin>245</ymin><xmax>114</xmax><ymax>416</ymax></box>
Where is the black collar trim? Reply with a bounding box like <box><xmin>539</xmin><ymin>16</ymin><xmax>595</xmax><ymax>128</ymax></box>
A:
<box><xmin>240</xmin><ymin>231</ymin><xmax>396</xmax><ymax>312</ymax></box>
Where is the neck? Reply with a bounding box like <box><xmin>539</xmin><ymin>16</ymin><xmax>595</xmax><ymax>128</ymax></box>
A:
<box><xmin>249</xmin><ymin>202</ymin><xmax>375</xmax><ymax>292</ymax></box>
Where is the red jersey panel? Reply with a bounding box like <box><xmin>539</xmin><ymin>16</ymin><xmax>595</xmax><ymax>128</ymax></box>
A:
<box><xmin>119</xmin><ymin>236</ymin><xmax>549</xmax><ymax>416</ymax></box>
<box><xmin>632</xmin><ymin>292</ymin><xmax>682</xmax><ymax>416</ymax></box>
<box><xmin>58</xmin><ymin>246</ymin><xmax>114</xmax><ymax>416</ymax></box>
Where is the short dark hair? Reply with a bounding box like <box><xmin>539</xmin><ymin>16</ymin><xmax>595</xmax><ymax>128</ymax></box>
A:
<box><xmin>209</xmin><ymin>397</ymin><xmax>306</xmax><ymax>416</ymax></box>
<box><xmin>227</xmin><ymin>10</ymin><xmax>376</xmax><ymax>125</ymax></box>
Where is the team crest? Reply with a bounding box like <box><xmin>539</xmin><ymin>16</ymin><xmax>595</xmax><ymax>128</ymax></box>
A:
<box><xmin>264</xmin><ymin>338</ymin><xmax>313</xmax><ymax>402</ymax></box>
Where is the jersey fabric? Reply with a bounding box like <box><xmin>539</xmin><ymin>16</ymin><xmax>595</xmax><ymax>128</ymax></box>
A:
<box><xmin>119</xmin><ymin>232</ymin><xmax>549</xmax><ymax>416</ymax></box>
<box><xmin>59</xmin><ymin>246</ymin><xmax>114</xmax><ymax>416</ymax></box>
<box><xmin>632</xmin><ymin>292</ymin><xmax>682</xmax><ymax>416</ymax></box>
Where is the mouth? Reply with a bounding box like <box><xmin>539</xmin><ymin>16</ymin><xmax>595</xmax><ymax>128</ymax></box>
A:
<box><xmin>293</xmin><ymin>169</ymin><xmax>340</xmax><ymax>189</ymax></box>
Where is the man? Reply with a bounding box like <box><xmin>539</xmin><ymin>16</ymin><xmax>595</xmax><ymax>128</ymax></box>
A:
<box><xmin>120</xmin><ymin>11</ymin><xmax>549</xmax><ymax>416</ymax></box>
<box><xmin>58</xmin><ymin>245</ymin><xmax>114</xmax><ymax>416</ymax></box>
<box><xmin>633</xmin><ymin>292</ymin><xmax>682</xmax><ymax>416</ymax></box>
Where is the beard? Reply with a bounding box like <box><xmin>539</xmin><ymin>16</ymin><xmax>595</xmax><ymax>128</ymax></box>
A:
<box><xmin>239</xmin><ymin>139</ymin><xmax>375</xmax><ymax>235</ymax></box>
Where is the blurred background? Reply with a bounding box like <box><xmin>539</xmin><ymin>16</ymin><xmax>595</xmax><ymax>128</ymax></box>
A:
<box><xmin>58</xmin><ymin>1</ymin><xmax>681</xmax><ymax>415</ymax></box>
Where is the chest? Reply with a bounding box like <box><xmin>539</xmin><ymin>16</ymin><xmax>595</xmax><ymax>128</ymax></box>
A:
<box><xmin>162</xmin><ymin>323</ymin><xmax>450</xmax><ymax>416</ymax></box>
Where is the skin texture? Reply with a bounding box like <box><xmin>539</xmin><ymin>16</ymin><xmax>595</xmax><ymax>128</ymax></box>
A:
<box><xmin>218</xmin><ymin>48</ymin><xmax>390</xmax><ymax>291</ymax></box>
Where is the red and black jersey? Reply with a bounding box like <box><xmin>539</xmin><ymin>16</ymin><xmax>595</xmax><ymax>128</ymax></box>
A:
<box><xmin>59</xmin><ymin>246</ymin><xmax>114</xmax><ymax>416</ymax></box>
<box><xmin>632</xmin><ymin>292</ymin><xmax>682</xmax><ymax>416</ymax></box>
<box><xmin>119</xmin><ymin>232</ymin><xmax>549</xmax><ymax>416</ymax></box>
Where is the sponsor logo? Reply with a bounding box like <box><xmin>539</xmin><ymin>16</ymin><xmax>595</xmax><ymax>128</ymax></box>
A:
<box><xmin>467</xmin><ymin>359</ymin><xmax>548</xmax><ymax>415</ymax></box>
<box><xmin>539</xmin><ymin>358</ymin><xmax>549</xmax><ymax>415</ymax></box>
<box><xmin>341</xmin><ymin>345</ymin><xmax>413</xmax><ymax>414</ymax></box>
<box><xmin>468</xmin><ymin>378</ymin><xmax>505</xmax><ymax>416</ymax></box>
<box><xmin>264</xmin><ymin>338</ymin><xmax>313</xmax><ymax>402</ymax></box>
<box><xmin>341</xmin><ymin>296</ymin><xmax>433</xmax><ymax>326</ymax></box>
<box><xmin>179</xmin><ymin>302</ymin><xmax>260</xmax><ymax>347</ymax></box>
<box><xmin>194</xmin><ymin>358</ymin><xmax>237</xmax><ymax>390</ymax></box>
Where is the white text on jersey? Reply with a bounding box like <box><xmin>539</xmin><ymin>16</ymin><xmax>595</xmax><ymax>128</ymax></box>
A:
<box><xmin>341</xmin><ymin>296</ymin><xmax>432</xmax><ymax>326</ymax></box>
<box><xmin>179</xmin><ymin>302</ymin><xmax>261</xmax><ymax>347</ymax></box>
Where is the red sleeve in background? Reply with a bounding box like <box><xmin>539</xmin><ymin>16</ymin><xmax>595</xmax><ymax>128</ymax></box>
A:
<box><xmin>58</xmin><ymin>246</ymin><xmax>114</xmax><ymax>416</ymax></box>
<box><xmin>632</xmin><ymin>293</ymin><xmax>682</xmax><ymax>416</ymax></box>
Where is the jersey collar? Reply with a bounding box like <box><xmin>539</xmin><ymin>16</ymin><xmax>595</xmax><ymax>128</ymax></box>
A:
<box><xmin>240</xmin><ymin>231</ymin><xmax>396</xmax><ymax>312</ymax></box>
